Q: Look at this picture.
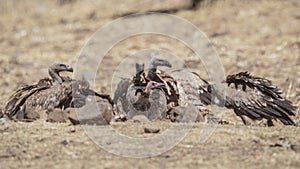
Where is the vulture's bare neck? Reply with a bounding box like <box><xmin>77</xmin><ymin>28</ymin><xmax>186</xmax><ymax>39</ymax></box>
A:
<box><xmin>49</xmin><ymin>69</ymin><xmax>63</xmax><ymax>84</ymax></box>
<box><xmin>147</xmin><ymin>57</ymin><xmax>172</xmax><ymax>81</ymax></box>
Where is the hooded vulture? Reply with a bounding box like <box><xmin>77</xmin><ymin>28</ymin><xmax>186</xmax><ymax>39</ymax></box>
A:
<box><xmin>114</xmin><ymin>59</ymin><xmax>169</xmax><ymax>120</ymax></box>
<box><xmin>4</xmin><ymin>63</ymin><xmax>113</xmax><ymax>121</ymax></box>
<box><xmin>126</xmin><ymin>80</ymin><xmax>167</xmax><ymax>120</ymax></box>
<box><xmin>113</xmin><ymin>61</ymin><xmax>146</xmax><ymax>117</ymax></box>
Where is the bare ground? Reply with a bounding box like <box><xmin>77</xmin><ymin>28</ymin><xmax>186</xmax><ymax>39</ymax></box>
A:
<box><xmin>0</xmin><ymin>0</ymin><xmax>299</xmax><ymax>168</ymax></box>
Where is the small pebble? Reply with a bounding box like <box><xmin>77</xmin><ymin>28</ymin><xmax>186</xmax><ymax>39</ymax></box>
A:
<box><xmin>69</xmin><ymin>128</ymin><xmax>76</xmax><ymax>133</ymax></box>
<box><xmin>60</xmin><ymin>140</ymin><xmax>68</xmax><ymax>146</ymax></box>
<box><xmin>144</xmin><ymin>127</ymin><xmax>160</xmax><ymax>134</ymax></box>
<box><xmin>132</xmin><ymin>115</ymin><xmax>150</xmax><ymax>123</ymax></box>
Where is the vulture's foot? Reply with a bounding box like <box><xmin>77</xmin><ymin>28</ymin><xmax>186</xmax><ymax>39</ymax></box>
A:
<box><xmin>114</xmin><ymin>114</ymin><xmax>127</xmax><ymax>122</ymax></box>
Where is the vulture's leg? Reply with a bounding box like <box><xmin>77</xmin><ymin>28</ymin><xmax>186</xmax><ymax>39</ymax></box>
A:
<box><xmin>114</xmin><ymin>98</ymin><xmax>127</xmax><ymax>121</ymax></box>
<box><xmin>240</xmin><ymin>115</ymin><xmax>252</xmax><ymax>125</ymax></box>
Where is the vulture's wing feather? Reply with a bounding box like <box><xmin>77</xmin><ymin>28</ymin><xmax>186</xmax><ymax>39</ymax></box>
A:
<box><xmin>113</xmin><ymin>78</ymin><xmax>131</xmax><ymax>113</ymax></box>
<box><xmin>224</xmin><ymin>72</ymin><xmax>296</xmax><ymax>125</ymax></box>
<box><xmin>81</xmin><ymin>88</ymin><xmax>114</xmax><ymax>106</ymax></box>
<box><xmin>4</xmin><ymin>81</ymin><xmax>51</xmax><ymax>118</ymax></box>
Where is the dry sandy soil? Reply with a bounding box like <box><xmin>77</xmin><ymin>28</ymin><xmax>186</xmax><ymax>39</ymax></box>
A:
<box><xmin>0</xmin><ymin>0</ymin><xmax>299</xmax><ymax>168</ymax></box>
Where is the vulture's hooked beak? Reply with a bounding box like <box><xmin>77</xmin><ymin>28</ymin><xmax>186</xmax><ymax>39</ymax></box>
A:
<box><xmin>65</xmin><ymin>65</ymin><xmax>74</xmax><ymax>72</ymax></box>
<box><xmin>149</xmin><ymin>57</ymin><xmax>172</xmax><ymax>69</ymax></box>
<box><xmin>156</xmin><ymin>59</ymin><xmax>172</xmax><ymax>68</ymax></box>
<box><xmin>150</xmin><ymin>81</ymin><xmax>165</xmax><ymax>90</ymax></box>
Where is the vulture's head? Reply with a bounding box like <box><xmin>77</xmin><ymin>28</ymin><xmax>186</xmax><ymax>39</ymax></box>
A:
<box><xmin>145</xmin><ymin>81</ymin><xmax>165</xmax><ymax>94</ymax></box>
<box><xmin>136</xmin><ymin>61</ymin><xmax>145</xmax><ymax>74</ymax></box>
<box><xmin>149</xmin><ymin>57</ymin><xmax>172</xmax><ymax>70</ymax></box>
<box><xmin>49</xmin><ymin>63</ymin><xmax>73</xmax><ymax>84</ymax></box>
<box><xmin>226</xmin><ymin>71</ymin><xmax>250</xmax><ymax>83</ymax></box>
<box><xmin>49</xmin><ymin>63</ymin><xmax>73</xmax><ymax>73</ymax></box>
<box><xmin>135</xmin><ymin>81</ymin><xmax>165</xmax><ymax>96</ymax></box>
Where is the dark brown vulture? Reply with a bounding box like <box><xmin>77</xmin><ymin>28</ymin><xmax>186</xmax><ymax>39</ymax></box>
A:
<box><xmin>4</xmin><ymin>63</ymin><xmax>113</xmax><ymax>121</ymax></box>
<box><xmin>217</xmin><ymin>72</ymin><xmax>296</xmax><ymax>125</ymax></box>
<box><xmin>126</xmin><ymin>80</ymin><xmax>167</xmax><ymax>120</ymax></box>
<box><xmin>113</xmin><ymin>61</ymin><xmax>146</xmax><ymax>117</ymax></box>
<box><xmin>148</xmin><ymin>67</ymin><xmax>212</xmax><ymax>122</ymax></box>
<box><xmin>114</xmin><ymin>59</ymin><xmax>169</xmax><ymax>120</ymax></box>
<box><xmin>146</xmin><ymin>57</ymin><xmax>182</xmax><ymax>107</ymax></box>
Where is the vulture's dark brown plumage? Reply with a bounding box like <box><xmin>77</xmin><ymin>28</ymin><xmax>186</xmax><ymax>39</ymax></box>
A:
<box><xmin>4</xmin><ymin>63</ymin><xmax>113</xmax><ymax>120</ymax></box>
<box><xmin>224</xmin><ymin>72</ymin><xmax>296</xmax><ymax>125</ymax></box>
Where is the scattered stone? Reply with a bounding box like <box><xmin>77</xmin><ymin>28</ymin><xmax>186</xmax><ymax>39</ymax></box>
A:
<box><xmin>144</xmin><ymin>127</ymin><xmax>160</xmax><ymax>134</ymax></box>
<box><xmin>67</xmin><ymin>100</ymin><xmax>113</xmax><ymax>125</ymax></box>
<box><xmin>24</xmin><ymin>106</ymin><xmax>41</xmax><ymax>120</ymax></box>
<box><xmin>218</xmin><ymin>120</ymin><xmax>229</xmax><ymax>125</ymax></box>
<box><xmin>269</xmin><ymin>140</ymin><xmax>299</xmax><ymax>152</ymax></box>
<box><xmin>132</xmin><ymin>115</ymin><xmax>150</xmax><ymax>123</ymax></box>
<box><xmin>46</xmin><ymin>108</ymin><xmax>68</xmax><ymax>123</ymax></box>
<box><xmin>60</xmin><ymin>140</ymin><xmax>69</xmax><ymax>146</ymax></box>
<box><xmin>69</xmin><ymin>128</ymin><xmax>76</xmax><ymax>133</ymax></box>
<box><xmin>0</xmin><ymin>152</ymin><xmax>14</xmax><ymax>159</ymax></box>
<box><xmin>291</xmin><ymin>145</ymin><xmax>300</xmax><ymax>152</ymax></box>
<box><xmin>269</xmin><ymin>143</ymin><xmax>283</xmax><ymax>148</ymax></box>
<box><xmin>65</xmin><ymin>108</ymin><xmax>80</xmax><ymax>125</ymax></box>
<box><xmin>36</xmin><ymin>137</ymin><xmax>47</xmax><ymax>142</ymax></box>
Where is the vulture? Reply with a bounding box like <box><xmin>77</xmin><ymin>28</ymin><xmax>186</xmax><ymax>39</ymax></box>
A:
<box><xmin>208</xmin><ymin>72</ymin><xmax>296</xmax><ymax>125</ymax></box>
<box><xmin>148</xmin><ymin>68</ymin><xmax>211</xmax><ymax>122</ymax></box>
<box><xmin>114</xmin><ymin>59</ymin><xmax>170</xmax><ymax>120</ymax></box>
<box><xmin>146</xmin><ymin>57</ymin><xmax>296</xmax><ymax>125</ymax></box>
<box><xmin>126</xmin><ymin>80</ymin><xmax>167</xmax><ymax>120</ymax></box>
<box><xmin>146</xmin><ymin>57</ymin><xmax>180</xmax><ymax>105</ymax></box>
<box><xmin>4</xmin><ymin>63</ymin><xmax>113</xmax><ymax>121</ymax></box>
<box><xmin>146</xmin><ymin>56</ymin><xmax>172</xmax><ymax>82</ymax></box>
<box><xmin>145</xmin><ymin>57</ymin><xmax>211</xmax><ymax>122</ymax></box>
<box><xmin>164</xmin><ymin>70</ymin><xmax>212</xmax><ymax>122</ymax></box>
<box><xmin>113</xmin><ymin>61</ymin><xmax>146</xmax><ymax>117</ymax></box>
